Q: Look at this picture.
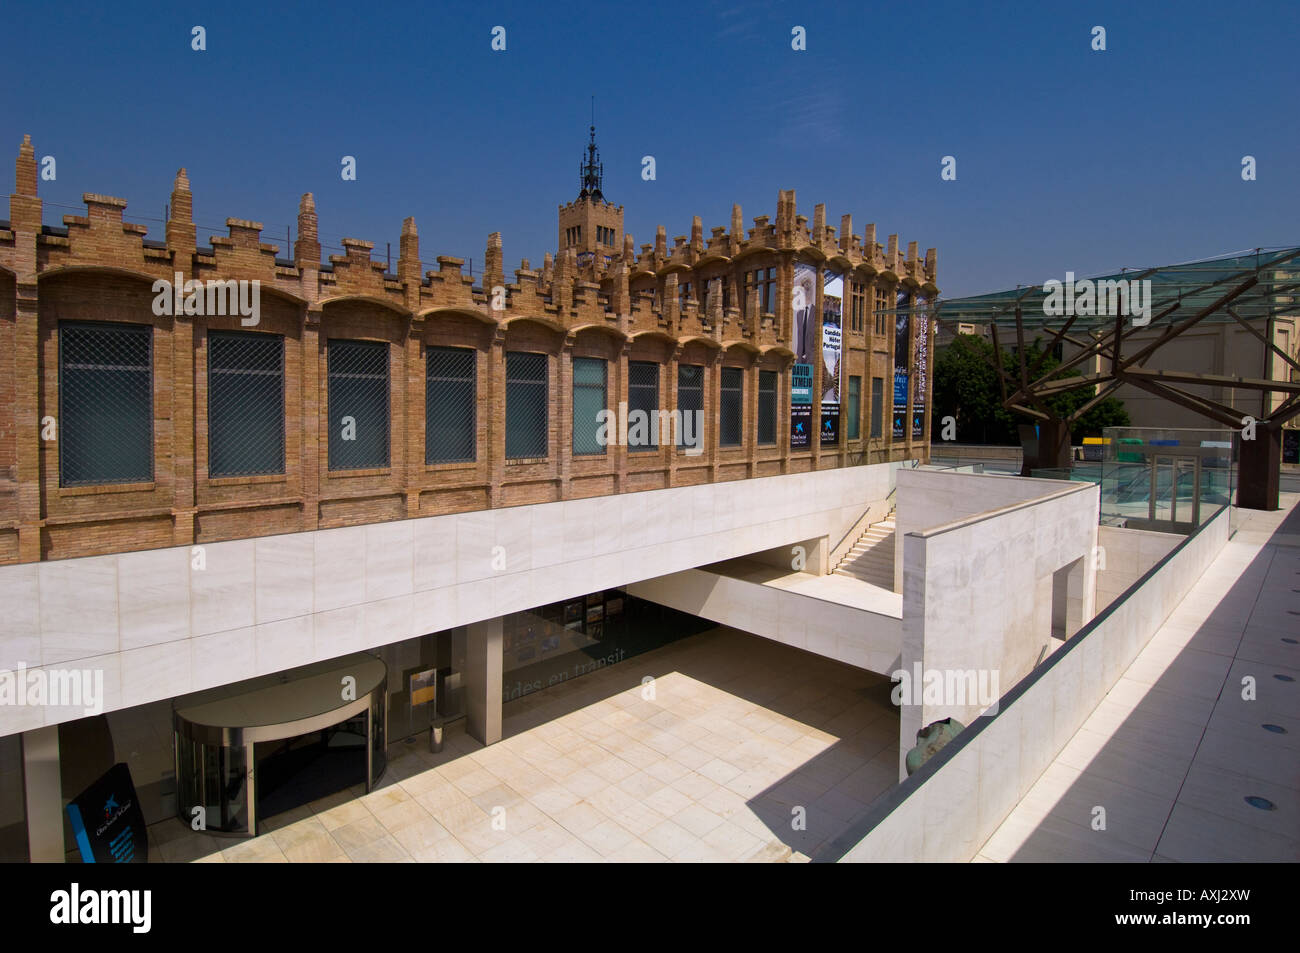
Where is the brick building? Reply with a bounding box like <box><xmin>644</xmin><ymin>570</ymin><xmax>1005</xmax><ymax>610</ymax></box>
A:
<box><xmin>0</xmin><ymin>130</ymin><xmax>938</xmax><ymax>566</ymax></box>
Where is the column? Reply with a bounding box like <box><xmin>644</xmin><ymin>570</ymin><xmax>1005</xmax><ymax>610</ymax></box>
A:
<box><xmin>22</xmin><ymin>726</ymin><xmax>63</xmax><ymax>863</ymax></box>
<box><xmin>465</xmin><ymin>616</ymin><xmax>503</xmax><ymax>745</ymax></box>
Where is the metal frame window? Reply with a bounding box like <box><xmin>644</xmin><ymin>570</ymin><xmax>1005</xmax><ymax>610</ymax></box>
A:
<box><xmin>506</xmin><ymin>351</ymin><xmax>548</xmax><ymax>459</ymax></box>
<box><xmin>745</xmin><ymin>267</ymin><xmax>777</xmax><ymax>316</ymax></box>
<box><xmin>871</xmin><ymin>376</ymin><xmax>884</xmax><ymax>438</ymax></box>
<box><xmin>58</xmin><ymin>321</ymin><xmax>153</xmax><ymax>486</ymax></box>
<box><xmin>426</xmin><ymin>346</ymin><xmax>476</xmax><ymax>464</ymax></box>
<box><xmin>851</xmin><ymin>282</ymin><xmax>867</xmax><ymax>332</ymax></box>
<box><xmin>719</xmin><ymin>366</ymin><xmax>743</xmax><ymax>448</ymax></box>
<box><xmin>757</xmin><ymin>369</ymin><xmax>777</xmax><ymax>445</ymax></box>
<box><xmin>628</xmin><ymin>361</ymin><xmax>659</xmax><ymax>452</ymax></box>
<box><xmin>874</xmin><ymin>288</ymin><xmax>889</xmax><ymax>335</ymax></box>
<box><xmin>572</xmin><ymin>357</ymin><xmax>608</xmax><ymax>456</ymax></box>
<box><xmin>677</xmin><ymin>364</ymin><xmax>704</xmax><ymax>448</ymax></box>
<box><xmin>328</xmin><ymin>339</ymin><xmax>390</xmax><ymax>470</ymax></box>
<box><xmin>208</xmin><ymin>331</ymin><xmax>285</xmax><ymax>478</ymax></box>
<box><xmin>848</xmin><ymin>375</ymin><xmax>861</xmax><ymax>440</ymax></box>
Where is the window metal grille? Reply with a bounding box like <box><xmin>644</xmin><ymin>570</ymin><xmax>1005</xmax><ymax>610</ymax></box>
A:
<box><xmin>208</xmin><ymin>331</ymin><xmax>284</xmax><ymax>478</ymax></box>
<box><xmin>506</xmin><ymin>351</ymin><xmax>548</xmax><ymax>459</ymax></box>
<box><xmin>572</xmin><ymin>357</ymin><xmax>607</xmax><ymax>456</ymax></box>
<box><xmin>426</xmin><ymin>346</ymin><xmax>476</xmax><ymax>464</ymax></box>
<box><xmin>758</xmin><ymin>369</ymin><xmax>777</xmax><ymax>445</ymax></box>
<box><xmin>848</xmin><ymin>375</ymin><xmax>862</xmax><ymax>440</ymax></box>
<box><xmin>628</xmin><ymin>361</ymin><xmax>659</xmax><ymax>452</ymax></box>
<box><xmin>328</xmin><ymin>339</ymin><xmax>390</xmax><ymax>470</ymax></box>
<box><xmin>58</xmin><ymin>322</ymin><xmax>153</xmax><ymax>486</ymax></box>
<box><xmin>677</xmin><ymin>364</ymin><xmax>704</xmax><ymax>448</ymax></box>
<box><xmin>720</xmin><ymin>366</ymin><xmax>743</xmax><ymax>447</ymax></box>
<box><xmin>871</xmin><ymin>377</ymin><xmax>884</xmax><ymax>438</ymax></box>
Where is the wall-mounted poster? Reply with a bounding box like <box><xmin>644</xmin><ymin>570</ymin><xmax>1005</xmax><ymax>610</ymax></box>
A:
<box><xmin>65</xmin><ymin>762</ymin><xmax>148</xmax><ymax>863</ymax></box>
<box><xmin>912</xmin><ymin>297</ymin><xmax>929</xmax><ymax>439</ymax></box>
<box><xmin>409</xmin><ymin>668</ymin><xmax>437</xmax><ymax>706</ymax></box>
<box><xmin>893</xmin><ymin>290</ymin><xmax>910</xmax><ymax>439</ymax></box>
<box><xmin>821</xmin><ymin>271</ymin><xmax>843</xmax><ymax>446</ymax></box>
<box><xmin>790</xmin><ymin>363</ymin><xmax>812</xmax><ymax>449</ymax></box>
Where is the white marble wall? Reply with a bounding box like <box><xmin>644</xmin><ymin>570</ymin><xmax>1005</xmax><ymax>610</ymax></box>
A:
<box><xmin>839</xmin><ymin>504</ymin><xmax>1229</xmax><ymax>862</ymax></box>
<box><xmin>1095</xmin><ymin>525</ymin><xmax>1181</xmax><ymax>611</ymax></box>
<box><xmin>0</xmin><ymin>462</ymin><xmax>901</xmax><ymax>737</ymax></box>
<box><xmin>627</xmin><ymin>567</ymin><xmax>902</xmax><ymax>674</ymax></box>
<box><xmin>893</xmin><ymin>469</ymin><xmax>1073</xmax><ymax>594</ymax></box>
<box><xmin>898</xmin><ymin>475</ymin><xmax>1101</xmax><ymax>777</ymax></box>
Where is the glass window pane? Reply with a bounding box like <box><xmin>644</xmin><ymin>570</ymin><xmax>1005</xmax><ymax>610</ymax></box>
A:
<box><xmin>720</xmin><ymin>366</ymin><xmax>742</xmax><ymax>447</ymax></box>
<box><xmin>208</xmin><ymin>331</ymin><xmax>285</xmax><ymax>478</ymax></box>
<box><xmin>59</xmin><ymin>322</ymin><xmax>153</xmax><ymax>486</ymax></box>
<box><xmin>848</xmin><ymin>375</ymin><xmax>861</xmax><ymax>440</ymax></box>
<box><xmin>871</xmin><ymin>377</ymin><xmax>883</xmax><ymax>438</ymax></box>
<box><xmin>506</xmin><ymin>352</ymin><xmax>548</xmax><ymax>459</ymax></box>
<box><xmin>572</xmin><ymin>357</ymin><xmax>607</xmax><ymax>456</ymax></box>
<box><xmin>677</xmin><ymin>364</ymin><xmax>704</xmax><ymax>448</ymax></box>
<box><xmin>758</xmin><ymin>369</ymin><xmax>776</xmax><ymax>445</ymax></box>
<box><xmin>628</xmin><ymin>361</ymin><xmax>659</xmax><ymax>452</ymax></box>
<box><xmin>329</xmin><ymin>340</ymin><xmax>390</xmax><ymax>470</ymax></box>
<box><xmin>426</xmin><ymin>346</ymin><xmax>476</xmax><ymax>464</ymax></box>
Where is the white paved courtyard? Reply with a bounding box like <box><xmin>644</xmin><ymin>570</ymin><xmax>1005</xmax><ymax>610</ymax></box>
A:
<box><xmin>147</xmin><ymin>625</ymin><xmax>901</xmax><ymax>863</ymax></box>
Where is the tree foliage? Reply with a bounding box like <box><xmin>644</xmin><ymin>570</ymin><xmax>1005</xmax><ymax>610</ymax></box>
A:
<box><xmin>931</xmin><ymin>333</ymin><xmax>1129</xmax><ymax>444</ymax></box>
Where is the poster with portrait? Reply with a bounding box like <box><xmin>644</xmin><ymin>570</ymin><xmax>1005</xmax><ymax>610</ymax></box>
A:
<box><xmin>821</xmin><ymin>271</ymin><xmax>843</xmax><ymax>445</ymax></box>
<box><xmin>912</xmin><ymin>297</ymin><xmax>929</xmax><ymax>438</ymax></box>
<box><xmin>791</xmin><ymin>263</ymin><xmax>817</xmax><ymax>365</ymax></box>
<box><xmin>893</xmin><ymin>291</ymin><xmax>910</xmax><ymax>439</ymax></box>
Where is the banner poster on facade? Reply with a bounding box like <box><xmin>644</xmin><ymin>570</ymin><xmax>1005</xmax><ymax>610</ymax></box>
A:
<box><xmin>820</xmin><ymin>270</ymin><xmax>843</xmax><ymax>445</ymax></box>
<box><xmin>893</xmin><ymin>290</ymin><xmax>910</xmax><ymax>439</ymax></box>
<box><xmin>790</xmin><ymin>362</ymin><xmax>812</xmax><ymax>448</ymax></box>
<box><xmin>791</xmin><ymin>263</ymin><xmax>817</xmax><ymax>366</ymax></box>
<box><xmin>912</xmin><ymin>297</ymin><xmax>929</xmax><ymax>438</ymax></box>
<box><xmin>65</xmin><ymin>762</ymin><xmax>149</xmax><ymax>863</ymax></box>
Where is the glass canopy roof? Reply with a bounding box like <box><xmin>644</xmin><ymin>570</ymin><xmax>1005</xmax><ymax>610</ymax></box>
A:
<box><xmin>919</xmin><ymin>247</ymin><xmax>1300</xmax><ymax>329</ymax></box>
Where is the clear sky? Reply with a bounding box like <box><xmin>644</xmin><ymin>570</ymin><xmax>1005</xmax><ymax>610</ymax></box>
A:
<box><xmin>3</xmin><ymin>0</ymin><xmax>1297</xmax><ymax>296</ymax></box>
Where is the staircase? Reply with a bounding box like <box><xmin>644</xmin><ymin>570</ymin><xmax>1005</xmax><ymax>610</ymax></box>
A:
<box><xmin>833</xmin><ymin>517</ymin><xmax>896</xmax><ymax>588</ymax></box>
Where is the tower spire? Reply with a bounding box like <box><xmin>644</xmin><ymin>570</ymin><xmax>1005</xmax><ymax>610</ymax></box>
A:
<box><xmin>578</xmin><ymin>114</ymin><xmax>604</xmax><ymax>203</ymax></box>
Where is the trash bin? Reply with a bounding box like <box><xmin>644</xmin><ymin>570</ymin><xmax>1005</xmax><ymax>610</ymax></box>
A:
<box><xmin>429</xmin><ymin>721</ymin><xmax>444</xmax><ymax>754</ymax></box>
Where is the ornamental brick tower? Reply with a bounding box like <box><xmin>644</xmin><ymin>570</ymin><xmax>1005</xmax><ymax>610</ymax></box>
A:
<box><xmin>557</xmin><ymin>125</ymin><xmax>623</xmax><ymax>270</ymax></box>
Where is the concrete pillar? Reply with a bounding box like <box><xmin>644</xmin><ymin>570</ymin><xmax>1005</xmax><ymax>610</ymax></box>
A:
<box><xmin>465</xmin><ymin>617</ymin><xmax>503</xmax><ymax>746</ymax></box>
<box><xmin>21</xmin><ymin>725</ymin><xmax>63</xmax><ymax>863</ymax></box>
<box><xmin>1238</xmin><ymin>427</ymin><xmax>1281</xmax><ymax>511</ymax></box>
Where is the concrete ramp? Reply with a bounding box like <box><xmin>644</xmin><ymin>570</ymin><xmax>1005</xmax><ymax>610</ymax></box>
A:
<box><xmin>628</xmin><ymin>557</ymin><xmax>902</xmax><ymax>675</ymax></box>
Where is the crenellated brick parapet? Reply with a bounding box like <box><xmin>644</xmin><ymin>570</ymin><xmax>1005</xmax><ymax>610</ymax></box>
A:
<box><xmin>0</xmin><ymin>134</ymin><xmax>938</xmax><ymax>565</ymax></box>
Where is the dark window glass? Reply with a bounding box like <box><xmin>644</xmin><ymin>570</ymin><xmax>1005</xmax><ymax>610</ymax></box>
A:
<box><xmin>506</xmin><ymin>351</ymin><xmax>548</xmax><ymax>459</ymax></box>
<box><xmin>758</xmin><ymin>369</ymin><xmax>777</xmax><ymax>445</ymax></box>
<box><xmin>677</xmin><ymin>364</ymin><xmax>704</xmax><ymax>448</ymax></box>
<box><xmin>208</xmin><ymin>331</ymin><xmax>285</xmax><ymax>477</ymax></box>
<box><xmin>572</xmin><ymin>357</ymin><xmax>607</xmax><ymax>456</ymax></box>
<box><xmin>329</xmin><ymin>340</ymin><xmax>389</xmax><ymax>470</ymax></box>
<box><xmin>59</xmin><ymin>322</ymin><xmax>153</xmax><ymax>486</ymax></box>
<box><xmin>871</xmin><ymin>377</ymin><xmax>884</xmax><ymax>438</ymax></box>
<box><xmin>720</xmin><ymin>366</ymin><xmax>743</xmax><ymax>447</ymax></box>
<box><xmin>628</xmin><ymin>361</ymin><xmax>659</xmax><ymax>452</ymax></box>
<box><xmin>426</xmin><ymin>346</ymin><xmax>476</xmax><ymax>464</ymax></box>
<box><xmin>848</xmin><ymin>375</ymin><xmax>861</xmax><ymax>440</ymax></box>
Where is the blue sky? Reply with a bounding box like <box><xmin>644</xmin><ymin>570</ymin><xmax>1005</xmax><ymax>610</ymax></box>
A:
<box><xmin>3</xmin><ymin>0</ymin><xmax>1297</xmax><ymax>296</ymax></box>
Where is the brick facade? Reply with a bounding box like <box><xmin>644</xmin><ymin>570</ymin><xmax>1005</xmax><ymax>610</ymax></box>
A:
<box><xmin>0</xmin><ymin>133</ymin><xmax>939</xmax><ymax>564</ymax></box>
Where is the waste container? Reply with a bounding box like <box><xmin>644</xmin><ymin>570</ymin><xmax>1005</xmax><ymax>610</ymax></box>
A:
<box><xmin>429</xmin><ymin>720</ymin><xmax>444</xmax><ymax>754</ymax></box>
